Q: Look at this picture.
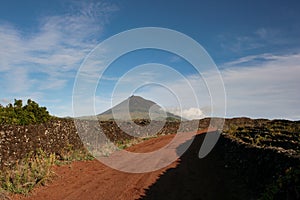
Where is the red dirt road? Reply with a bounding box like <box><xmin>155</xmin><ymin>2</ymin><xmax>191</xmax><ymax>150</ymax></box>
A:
<box><xmin>12</xmin><ymin>129</ymin><xmax>247</xmax><ymax>200</ymax></box>
<box><xmin>13</xmin><ymin>133</ymin><xmax>179</xmax><ymax>200</ymax></box>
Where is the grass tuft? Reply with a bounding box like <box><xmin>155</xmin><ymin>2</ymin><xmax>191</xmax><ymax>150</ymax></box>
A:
<box><xmin>0</xmin><ymin>147</ymin><xmax>94</xmax><ymax>195</ymax></box>
<box><xmin>0</xmin><ymin>149</ymin><xmax>56</xmax><ymax>195</ymax></box>
<box><xmin>56</xmin><ymin>144</ymin><xmax>94</xmax><ymax>165</ymax></box>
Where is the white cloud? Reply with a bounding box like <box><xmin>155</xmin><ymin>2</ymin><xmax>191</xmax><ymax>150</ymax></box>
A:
<box><xmin>94</xmin><ymin>53</ymin><xmax>300</xmax><ymax>120</ymax></box>
<box><xmin>166</xmin><ymin>107</ymin><xmax>205</xmax><ymax>120</ymax></box>
<box><xmin>221</xmin><ymin>53</ymin><xmax>300</xmax><ymax>119</ymax></box>
<box><xmin>0</xmin><ymin>1</ymin><xmax>116</xmax><ymax>86</ymax></box>
<box><xmin>0</xmin><ymin>1</ymin><xmax>117</xmax><ymax>115</ymax></box>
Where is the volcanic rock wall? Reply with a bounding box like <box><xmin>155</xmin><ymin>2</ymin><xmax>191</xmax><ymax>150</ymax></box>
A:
<box><xmin>0</xmin><ymin>119</ymin><xmax>80</xmax><ymax>168</ymax></box>
<box><xmin>0</xmin><ymin>119</ymin><xmax>196</xmax><ymax>169</ymax></box>
<box><xmin>0</xmin><ymin>118</ymin><xmax>299</xmax><ymax>172</ymax></box>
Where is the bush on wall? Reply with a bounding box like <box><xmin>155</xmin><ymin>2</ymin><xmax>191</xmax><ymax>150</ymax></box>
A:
<box><xmin>0</xmin><ymin>99</ymin><xmax>52</xmax><ymax>125</ymax></box>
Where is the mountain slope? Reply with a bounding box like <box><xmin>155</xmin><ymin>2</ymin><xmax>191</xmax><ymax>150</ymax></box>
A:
<box><xmin>98</xmin><ymin>95</ymin><xmax>181</xmax><ymax>121</ymax></box>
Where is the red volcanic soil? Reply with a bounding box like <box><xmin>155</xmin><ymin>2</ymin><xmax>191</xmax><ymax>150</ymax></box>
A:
<box><xmin>12</xmin><ymin>129</ymin><xmax>250</xmax><ymax>200</ymax></box>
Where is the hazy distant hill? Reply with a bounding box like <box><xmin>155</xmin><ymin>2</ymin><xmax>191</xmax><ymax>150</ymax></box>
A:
<box><xmin>98</xmin><ymin>95</ymin><xmax>182</xmax><ymax>121</ymax></box>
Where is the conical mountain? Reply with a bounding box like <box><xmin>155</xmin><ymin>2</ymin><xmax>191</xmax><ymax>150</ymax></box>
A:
<box><xmin>98</xmin><ymin>95</ymin><xmax>181</xmax><ymax>121</ymax></box>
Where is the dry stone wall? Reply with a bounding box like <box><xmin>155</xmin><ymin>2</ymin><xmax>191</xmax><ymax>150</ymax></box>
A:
<box><xmin>0</xmin><ymin>119</ymin><xmax>196</xmax><ymax>168</ymax></box>
<box><xmin>0</xmin><ymin>118</ymin><xmax>299</xmax><ymax>170</ymax></box>
<box><xmin>0</xmin><ymin>119</ymin><xmax>81</xmax><ymax>168</ymax></box>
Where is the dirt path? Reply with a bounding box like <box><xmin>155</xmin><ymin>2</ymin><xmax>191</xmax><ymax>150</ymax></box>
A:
<box><xmin>12</xmin><ymin>129</ymin><xmax>249</xmax><ymax>200</ymax></box>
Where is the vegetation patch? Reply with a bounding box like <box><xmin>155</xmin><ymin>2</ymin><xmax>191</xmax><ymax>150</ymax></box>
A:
<box><xmin>54</xmin><ymin>144</ymin><xmax>94</xmax><ymax>165</ymax></box>
<box><xmin>0</xmin><ymin>147</ymin><xmax>94</xmax><ymax>196</ymax></box>
<box><xmin>0</xmin><ymin>99</ymin><xmax>53</xmax><ymax>125</ymax></box>
<box><xmin>223</xmin><ymin>118</ymin><xmax>300</xmax><ymax>155</ymax></box>
<box><xmin>116</xmin><ymin>135</ymin><xmax>159</xmax><ymax>150</ymax></box>
<box><xmin>0</xmin><ymin>149</ymin><xmax>55</xmax><ymax>195</ymax></box>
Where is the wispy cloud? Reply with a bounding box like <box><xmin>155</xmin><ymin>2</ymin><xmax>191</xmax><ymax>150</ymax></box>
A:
<box><xmin>92</xmin><ymin>52</ymin><xmax>300</xmax><ymax>120</ymax></box>
<box><xmin>219</xmin><ymin>27</ymin><xmax>300</xmax><ymax>55</ymax></box>
<box><xmin>0</xmin><ymin>1</ymin><xmax>117</xmax><ymax>112</ymax></box>
<box><xmin>222</xmin><ymin>53</ymin><xmax>277</xmax><ymax>67</ymax></box>
<box><xmin>221</xmin><ymin>53</ymin><xmax>300</xmax><ymax>119</ymax></box>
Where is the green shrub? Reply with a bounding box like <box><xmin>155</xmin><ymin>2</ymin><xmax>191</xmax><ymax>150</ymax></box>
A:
<box><xmin>0</xmin><ymin>99</ymin><xmax>52</xmax><ymax>125</ymax></box>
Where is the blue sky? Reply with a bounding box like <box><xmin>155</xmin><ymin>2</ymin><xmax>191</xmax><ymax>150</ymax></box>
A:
<box><xmin>0</xmin><ymin>0</ymin><xmax>300</xmax><ymax>119</ymax></box>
